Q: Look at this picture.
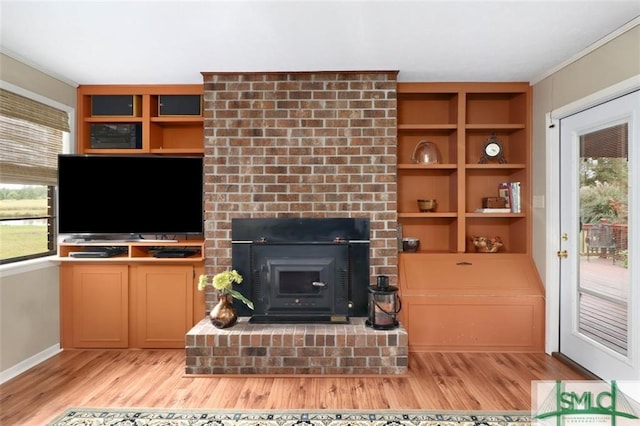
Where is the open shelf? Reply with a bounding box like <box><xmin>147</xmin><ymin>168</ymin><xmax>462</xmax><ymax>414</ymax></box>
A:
<box><xmin>465</xmin><ymin>128</ymin><xmax>528</xmax><ymax>164</ymax></box>
<box><xmin>397</xmin><ymin>92</ymin><xmax>458</xmax><ymax>126</ymax></box>
<box><xmin>397</xmin><ymin>82</ymin><xmax>531</xmax><ymax>255</ymax></box>
<box><xmin>77</xmin><ymin>85</ymin><xmax>204</xmax><ymax>155</ymax></box>
<box><xmin>466</xmin><ymin>91</ymin><xmax>529</xmax><ymax>125</ymax></box>
<box><xmin>56</xmin><ymin>240</ymin><xmax>205</xmax><ymax>263</ymax></box>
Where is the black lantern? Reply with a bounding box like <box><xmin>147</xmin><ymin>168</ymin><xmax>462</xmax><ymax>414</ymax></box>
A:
<box><xmin>366</xmin><ymin>275</ymin><xmax>401</xmax><ymax>330</ymax></box>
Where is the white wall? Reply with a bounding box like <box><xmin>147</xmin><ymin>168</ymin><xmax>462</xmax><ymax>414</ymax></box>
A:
<box><xmin>0</xmin><ymin>52</ymin><xmax>76</xmax><ymax>383</ymax></box>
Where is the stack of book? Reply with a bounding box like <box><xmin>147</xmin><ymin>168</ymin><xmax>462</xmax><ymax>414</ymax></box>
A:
<box><xmin>474</xmin><ymin>182</ymin><xmax>521</xmax><ymax>213</ymax></box>
<box><xmin>499</xmin><ymin>181</ymin><xmax>521</xmax><ymax>213</ymax></box>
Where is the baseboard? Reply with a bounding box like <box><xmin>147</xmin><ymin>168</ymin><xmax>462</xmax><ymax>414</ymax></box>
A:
<box><xmin>0</xmin><ymin>344</ymin><xmax>62</xmax><ymax>384</ymax></box>
<box><xmin>551</xmin><ymin>352</ymin><xmax>600</xmax><ymax>379</ymax></box>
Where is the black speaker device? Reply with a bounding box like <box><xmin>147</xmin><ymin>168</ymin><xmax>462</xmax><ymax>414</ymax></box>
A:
<box><xmin>158</xmin><ymin>95</ymin><xmax>202</xmax><ymax>116</ymax></box>
<box><xmin>91</xmin><ymin>95</ymin><xmax>141</xmax><ymax>116</ymax></box>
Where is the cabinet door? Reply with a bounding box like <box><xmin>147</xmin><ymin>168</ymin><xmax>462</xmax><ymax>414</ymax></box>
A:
<box><xmin>131</xmin><ymin>265</ymin><xmax>194</xmax><ymax>348</ymax></box>
<box><xmin>70</xmin><ymin>264</ymin><xmax>129</xmax><ymax>348</ymax></box>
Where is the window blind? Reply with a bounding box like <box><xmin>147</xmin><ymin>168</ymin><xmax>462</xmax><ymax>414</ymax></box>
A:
<box><xmin>0</xmin><ymin>88</ymin><xmax>70</xmax><ymax>185</ymax></box>
<box><xmin>580</xmin><ymin>122</ymin><xmax>628</xmax><ymax>159</ymax></box>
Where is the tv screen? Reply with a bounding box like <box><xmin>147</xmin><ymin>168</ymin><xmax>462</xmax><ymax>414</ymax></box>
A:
<box><xmin>58</xmin><ymin>154</ymin><xmax>204</xmax><ymax>237</ymax></box>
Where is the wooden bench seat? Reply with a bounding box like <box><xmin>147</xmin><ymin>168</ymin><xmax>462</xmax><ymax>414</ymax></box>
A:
<box><xmin>398</xmin><ymin>253</ymin><xmax>545</xmax><ymax>352</ymax></box>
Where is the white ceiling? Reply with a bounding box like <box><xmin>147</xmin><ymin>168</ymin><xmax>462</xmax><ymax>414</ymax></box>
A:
<box><xmin>1</xmin><ymin>0</ymin><xmax>639</xmax><ymax>86</ymax></box>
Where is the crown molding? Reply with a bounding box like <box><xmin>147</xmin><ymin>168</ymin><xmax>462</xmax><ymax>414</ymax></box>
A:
<box><xmin>1</xmin><ymin>47</ymin><xmax>79</xmax><ymax>88</ymax></box>
<box><xmin>531</xmin><ymin>16</ymin><xmax>640</xmax><ymax>85</ymax></box>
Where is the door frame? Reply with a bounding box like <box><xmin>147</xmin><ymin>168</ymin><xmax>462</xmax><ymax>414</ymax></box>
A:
<box><xmin>544</xmin><ymin>74</ymin><xmax>640</xmax><ymax>357</ymax></box>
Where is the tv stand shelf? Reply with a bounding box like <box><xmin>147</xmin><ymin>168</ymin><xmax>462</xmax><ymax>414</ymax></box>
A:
<box><xmin>56</xmin><ymin>240</ymin><xmax>204</xmax><ymax>262</ymax></box>
<box><xmin>57</xmin><ymin>239</ymin><xmax>206</xmax><ymax>349</ymax></box>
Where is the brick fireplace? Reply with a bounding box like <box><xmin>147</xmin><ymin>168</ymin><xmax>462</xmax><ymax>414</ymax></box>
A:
<box><xmin>185</xmin><ymin>71</ymin><xmax>404</xmax><ymax>375</ymax></box>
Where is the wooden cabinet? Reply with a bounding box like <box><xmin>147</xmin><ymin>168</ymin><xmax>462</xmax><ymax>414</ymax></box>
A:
<box><xmin>131</xmin><ymin>265</ymin><xmax>195</xmax><ymax>348</ymax></box>
<box><xmin>61</xmin><ymin>84</ymin><xmax>205</xmax><ymax>349</ymax></box>
<box><xmin>58</xmin><ymin>241</ymin><xmax>205</xmax><ymax>349</ymax></box>
<box><xmin>76</xmin><ymin>85</ymin><xmax>203</xmax><ymax>155</ymax></box>
<box><xmin>396</xmin><ymin>83</ymin><xmax>544</xmax><ymax>352</ymax></box>
<box><xmin>60</xmin><ymin>264</ymin><xmax>129</xmax><ymax>348</ymax></box>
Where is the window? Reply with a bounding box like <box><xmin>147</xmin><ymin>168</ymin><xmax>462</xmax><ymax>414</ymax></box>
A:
<box><xmin>0</xmin><ymin>87</ymin><xmax>71</xmax><ymax>264</ymax></box>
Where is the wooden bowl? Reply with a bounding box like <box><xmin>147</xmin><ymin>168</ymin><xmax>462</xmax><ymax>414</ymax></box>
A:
<box><xmin>417</xmin><ymin>199</ymin><xmax>437</xmax><ymax>212</ymax></box>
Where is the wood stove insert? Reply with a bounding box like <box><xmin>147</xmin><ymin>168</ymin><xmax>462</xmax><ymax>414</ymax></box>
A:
<box><xmin>231</xmin><ymin>218</ymin><xmax>370</xmax><ymax>323</ymax></box>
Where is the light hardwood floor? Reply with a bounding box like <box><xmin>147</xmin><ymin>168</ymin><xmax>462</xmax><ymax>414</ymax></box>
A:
<box><xmin>0</xmin><ymin>349</ymin><xmax>587</xmax><ymax>425</ymax></box>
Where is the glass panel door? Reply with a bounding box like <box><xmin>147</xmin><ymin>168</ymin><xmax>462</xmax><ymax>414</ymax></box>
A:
<box><xmin>559</xmin><ymin>90</ymin><xmax>638</xmax><ymax>380</ymax></box>
<box><xmin>578</xmin><ymin>123</ymin><xmax>629</xmax><ymax>356</ymax></box>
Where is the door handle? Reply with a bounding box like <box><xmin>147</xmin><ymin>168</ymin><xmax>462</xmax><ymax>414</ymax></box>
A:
<box><xmin>557</xmin><ymin>250</ymin><xmax>568</xmax><ymax>258</ymax></box>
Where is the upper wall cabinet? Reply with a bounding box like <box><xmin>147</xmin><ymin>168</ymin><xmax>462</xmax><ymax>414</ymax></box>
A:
<box><xmin>397</xmin><ymin>82</ymin><xmax>531</xmax><ymax>254</ymax></box>
<box><xmin>76</xmin><ymin>85</ymin><xmax>204</xmax><ymax>155</ymax></box>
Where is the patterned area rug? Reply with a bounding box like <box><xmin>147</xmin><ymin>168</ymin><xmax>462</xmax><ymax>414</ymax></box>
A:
<box><xmin>49</xmin><ymin>408</ymin><xmax>532</xmax><ymax>426</ymax></box>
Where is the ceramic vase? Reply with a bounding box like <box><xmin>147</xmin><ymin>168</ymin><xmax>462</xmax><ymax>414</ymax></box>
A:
<box><xmin>209</xmin><ymin>294</ymin><xmax>237</xmax><ymax>329</ymax></box>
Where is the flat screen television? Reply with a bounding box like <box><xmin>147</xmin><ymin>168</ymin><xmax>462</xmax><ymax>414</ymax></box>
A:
<box><xmin>57</xmin><ymin>154</ymin><xmax>204</xmax><ymax>238</ymax></box>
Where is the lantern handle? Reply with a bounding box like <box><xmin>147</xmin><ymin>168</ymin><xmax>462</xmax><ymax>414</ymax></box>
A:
<box><xmin>373</xmin><ymin>294</ymin><xmax>402</xmax><ymax>315</ymax></box>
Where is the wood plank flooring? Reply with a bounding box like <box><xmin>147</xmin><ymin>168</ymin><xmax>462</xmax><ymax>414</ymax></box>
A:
<box><xmin>0</xmin><ymin>349</ymin><xmax>588</xmax><ymax>425</ymax></box>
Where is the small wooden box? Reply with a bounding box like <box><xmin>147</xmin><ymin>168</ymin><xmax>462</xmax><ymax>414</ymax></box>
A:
<box><xmin>482</xmin><ymin>197</ymin><xmax>507</xmax><ymax>208</ymax></box>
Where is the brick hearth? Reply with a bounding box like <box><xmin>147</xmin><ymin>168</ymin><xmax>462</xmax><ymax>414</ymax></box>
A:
<box><xmin>185</xmin><ymin>318</ymin><xmax>408</xmax><ymax>375</ymax></box>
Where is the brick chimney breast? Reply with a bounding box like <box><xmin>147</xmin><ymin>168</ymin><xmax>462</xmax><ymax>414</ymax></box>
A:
<box><xmin>201</xmin><ymin>71</ymin><xmax>398</xmax><ymax>313</ymax></box>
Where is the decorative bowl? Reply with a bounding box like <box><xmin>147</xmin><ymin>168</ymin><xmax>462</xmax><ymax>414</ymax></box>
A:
<box><xmin>402</xmin><ymin>237</ymin><xmax>420</xmax><ymax>253</ymax></box>
<box><xmin>417</xmin><ymin>199</ymin><xmax>437</xmax><ymax>212</ymax></box>
<box><xmin>472</xmin><ymin>236</ymin><xmax>503</xmax><ymax>253</ymax></box>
